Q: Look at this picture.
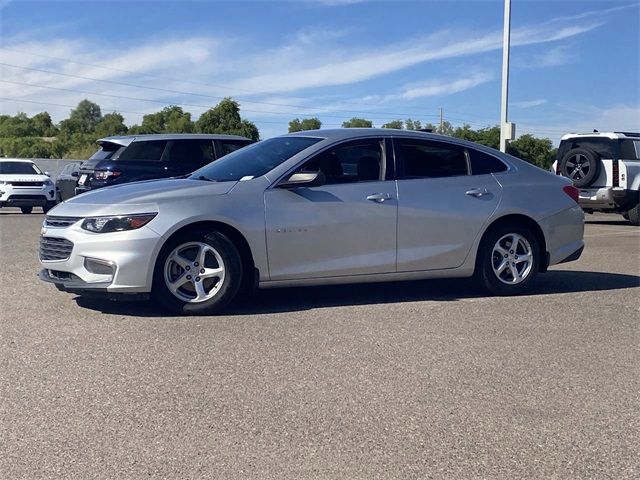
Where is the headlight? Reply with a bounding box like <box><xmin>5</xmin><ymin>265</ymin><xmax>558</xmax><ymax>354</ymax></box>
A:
<box><xmin>81</xmin><ymin>213</ymin><xmax>157</xmax><ymax>233</ymax></box>
<box><xmin>43</xmin><ymin>179</ymin><xmax>53</xmax><ymax>186</ymax></box>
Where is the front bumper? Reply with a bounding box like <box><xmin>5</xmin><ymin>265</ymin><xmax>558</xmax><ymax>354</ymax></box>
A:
<box><xmin>578</xmin><ymin>187</ymin><xmax>638</xmax><ymax>211</ymax></box>
<box><xmin>38</xmin><ymin>220</ymin><xmax>163</xmax><ymax>293</ymax></box>
<box><xmin>0</xmin><ymin>185</ymin><xmax>56</xmax><ymax>207</ymax></box>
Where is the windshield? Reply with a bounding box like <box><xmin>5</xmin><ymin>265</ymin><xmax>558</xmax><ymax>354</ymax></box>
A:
<box><xmin>90</xmin><ymin>141</ymin><xmax>126</xmax><ymax>161</ymax></box>
<box><xmin>0</xmin><ymin>162</ymin><xmax>42</xmax><ymax>175</ymax></box>
<box><xmin>189</xmin><ymin>137</ymin><xmax>322</xmax><ymax>182</ymax></box>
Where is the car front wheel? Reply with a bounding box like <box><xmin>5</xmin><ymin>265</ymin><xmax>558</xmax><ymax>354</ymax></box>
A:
<box><xmin>477</xmin><ymin>225</ymin><xmax>540</xmax><ymax>295</ymax></box>
<box><xmin>152</xmin><ymin>231</ymin><xmax>243</xmax><ymax>315</ymax></box>
<box><xmin>20</xmin><ymin>207</ymin><xmax>33</xmax><ymax>214</ymax></box>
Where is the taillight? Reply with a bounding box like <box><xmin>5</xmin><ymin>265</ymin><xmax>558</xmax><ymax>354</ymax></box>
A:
<box><xmin>563</xmin><ymin>185</ymin><xmax>579</xmax><ymax>203</ymax></box>
<box><xmin>612</xmin><ymin>160</ymin><xmax>619</xmax><ymax>187</ymax></box>
<box><xmin>94</xmin><ymin>170</ymin><xmax>122</xmax><ymax>180</ymax></box>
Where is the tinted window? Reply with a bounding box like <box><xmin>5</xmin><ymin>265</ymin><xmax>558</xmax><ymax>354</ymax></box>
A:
<box><xmin>60</xmin><ymin>164</ymin><xmax>73</xmax><ymax>175</ymax></box>
<box><xmin>118</xmin><ymin>140</ymin><xmax>168</xmax><ymax>161</ymax></box>
<box><xmin>0</xmin><ymin>162</ymin><xmax>40</xmax><ymax>174</ymax></box>
<box><xmin>298</xmin><ymin>140</ymin><xmax>385</xmax><ymax>184</ymax></box>
<box><xmin>190</xmin><ymin>137</ymin><xmax>322</xmax><ymax>182</ymax></box>
<box><xmin>221</xmin><ymin>141</ymin><xmax>250</xmax><ymax>156</ymax></box>
<box><xmin>399</xmin><ymin>141</ymin><xmax>468</xmax><ymax>178</ymax></box>
<box><xmin>165</xmin><ymin>140</ymin><xmax>214</xmax><ymax>165</ymax></box>
<box><xmin>469</xmin><ymin>149</ymin><xmax>508</xmax><ymax>175</ymax></box>
<box><xmin>562</xmin><ymin>138</ymin><xmax>617</xmax><ymax>159</ymax></box>
<box><xmin>90</xmin><ymin>142</ymin><xmax>125</xmax><ymax>161</ymax></box>
<box><xmin>620</xmin><ymin>139</ymin><xmax>640</xmax><ymax>160</ymax></box>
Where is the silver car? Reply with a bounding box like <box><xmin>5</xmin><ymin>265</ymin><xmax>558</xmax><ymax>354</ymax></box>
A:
<box><xmin>39</xmin><ymin>129</ymin><xmax>584</xmax><ymax>315</ymax></box>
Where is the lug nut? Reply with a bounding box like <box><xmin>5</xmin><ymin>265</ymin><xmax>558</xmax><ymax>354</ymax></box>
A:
<box><xmin>504</xmin><ymin>254</ymin><xmax>508</xmax><ymax>258</ymax></box>
<box><xmin>196</xmin><ymin>277</ymin><xmax>201</xmax><ymax>282</ymax></box>
<box><xmin>186</xmin><ymin>275</ymin><xmax>192</xmax><ymax>280</ymax></box>
<box><xmin>509</xmin><ymin>250</ymin><xmax>514</xmax><ymax>254</ymax></box>
<box><xmin>200</xmin><ymin>269</ymin><xmax>205</xmax><ymax>274</ymax></box>
<box><xmin>194</xmin><ymin>262</ymin><xmax>199</xmax><ymax>267</ymax></box>
<box><xmin>185</xmin><ymin>266</ymin><xmax>190</xmax><ymax>271</ymax></box>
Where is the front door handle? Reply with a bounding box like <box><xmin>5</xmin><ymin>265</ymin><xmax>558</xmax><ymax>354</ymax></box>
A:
<box><xmin>465</xmin><ymin>188</ymin><xmax>490</xmax><ymax>198</ymax></box>
<box><xmin>366</xmin><ymin>193</ymin><xmax>393</xmax><ymax>203</ymax></box>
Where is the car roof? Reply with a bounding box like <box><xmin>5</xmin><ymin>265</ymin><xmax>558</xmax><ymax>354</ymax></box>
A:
<box><xmin>560</xmin><ymin>132</ymin><xmax>640</xmax><ymax>141</ymax></box>
<box><xmin>0</xmin><ymin>158</ymin><xmax>36</xmax><ymax>163</ymax></box>
<box><xmin>285</xmin><ymin>128</ymin><xmax>449</xmax><ymax>141</ymax></box>
<box><xmin>98</xmin><ymin>133</ymin><xmax>252</xmax><ymax>147</ymax></box>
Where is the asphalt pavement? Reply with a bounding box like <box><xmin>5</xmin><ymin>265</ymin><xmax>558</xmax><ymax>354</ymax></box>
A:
<box><xmin>1</xmin><ymin>209</ymin><xmax>638</xmax><ymax>479</ymax></box>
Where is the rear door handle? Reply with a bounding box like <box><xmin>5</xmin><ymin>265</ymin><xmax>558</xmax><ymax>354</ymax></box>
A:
<box><xmin>366</xmin><ymin>193</ymin><xmax>393</xmax><ymax>203</ymax></box>
<box><xmin>465</xmin><ymin>188</ymin><xmax>490</xmax><ymax>198</ymax></box>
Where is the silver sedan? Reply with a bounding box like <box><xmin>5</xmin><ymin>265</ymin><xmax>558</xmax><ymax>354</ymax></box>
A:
<box><xmin>39</xmin><ymin>129</ymin><xmax>584</xmax><ymax>315</ymax></box>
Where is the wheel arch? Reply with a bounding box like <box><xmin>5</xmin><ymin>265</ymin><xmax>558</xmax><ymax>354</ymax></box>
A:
<box><xmin>476</xmin><ymin>214</ymin><xmax>549</xmax><ymax>274</ymax></box>
<box><xmin>155</xmin><ymin>220</ymin><xmax>257</xmax><ymax>289</ymax></box>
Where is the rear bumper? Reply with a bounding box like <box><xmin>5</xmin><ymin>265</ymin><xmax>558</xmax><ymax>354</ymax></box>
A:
<box><xmin>578</xmin><ymin>187</ymin><xmax>638</xmax><ymax>211</ymax></box>
<box><xmin>540</xmin><ymin>205</ymin><xmax>585</xmax><ymax>267</ymax></box>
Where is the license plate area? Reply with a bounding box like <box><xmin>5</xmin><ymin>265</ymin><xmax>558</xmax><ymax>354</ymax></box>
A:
<box><xmin>78</xmin><ymin>174</ymin><xmax>88</xmax><ymax>186</ymax></box>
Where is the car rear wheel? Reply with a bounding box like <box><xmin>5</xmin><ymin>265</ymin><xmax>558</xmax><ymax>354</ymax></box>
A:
<box><xmin>626</xmin><ymin>203</ymin><xmax>640</xmax><ymax>226</ymax></box>
<box><xmin>20</xmin><ymin>207</ymin><xmax>33</xmax><ymax>214</ymax></box>
<box><xmin>477</xmin><ymin>224</ymin><xmax>540</xmax><ymax>295</ymax></box>
<box><xmin>560</xmin><ymin>148</ymin><xmax>601</xmax><ymax>188</ymax></box>
<box><xmin>152</xmin><ymin>230</ymin><xmax>243</xmax><ymax>315</ymax></box>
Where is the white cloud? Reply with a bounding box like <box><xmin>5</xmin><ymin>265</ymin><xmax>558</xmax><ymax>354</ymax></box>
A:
<box><xmin>518</xmin><ymin>45</ymin><xmax>572</xmax><ymax>69</ymax></box>
<box><xmin>512</xmin><ymin>99</ymin><xmax>548</xmax><ymax>109</ymax></box>
<box><xmin>400</xmin><ymin>71</ymin><xmax>494</xmax><ymax>100</ymax></box>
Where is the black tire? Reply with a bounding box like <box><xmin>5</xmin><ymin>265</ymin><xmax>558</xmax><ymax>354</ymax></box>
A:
<box><xmin>152</xmin><ymin>230</ymin><xmax>243</xmax><ymax>315</ymax></box>
<box><xmin>627</xmin><ymin>202</ymin><xmax>640</xmax><ymax>226</ymax></box>
<box><xmin>476</xmin><ymin>224</ymin><xmax>541</xmax><ymax>296</ymax></box>
<box><xmin>621</xmin><ymin>211</ymin><xmax>630</xmax><ymax>220</ymax></box>
<box><xmin>559</xmin><ymin>148</ymin><xmax>601</xmax><ymax>188</ymax></box>
<box><xmin>20</xmin><ymin>207</ymin><xmax>33</xmax><ymax>214</ymax></box>
<box><xmin>42</xmin><ymin>202</ymin><xmax>56</xmax><ymax>214</ymax></box>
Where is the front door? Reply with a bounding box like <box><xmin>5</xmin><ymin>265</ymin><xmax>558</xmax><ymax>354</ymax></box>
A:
<box><xmin>264</xmin><ymin>138</ymin><xmax>397</xmax><ymax>280</ymax></box>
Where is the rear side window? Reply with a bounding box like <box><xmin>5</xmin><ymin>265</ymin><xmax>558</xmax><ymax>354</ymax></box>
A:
<box><xmin>469</xmin><ymin>149</ymin><xmax>508</xmax><ymax>175</ymax></box>
<box><xmin>220</xmin><ymin>141</ymin><xmax>250</xmax><ymax>156</ymax></box>
<box><xmin>165</xmin><ymin>140</ymin><xmax>215</xmax><ymax>165</ymax></box>
<box><xmin>398</xmin><ymin>140</ymin><xmax>468</xmax><ymax>178</ymax></box>
<box><xmin>620</xmin><ymin>139</ymin><xmax>640</xmax><ymax>160</ymax></box>
<box><xmin>90</xmin><ymin>142</ymin><xmax>125</xmax><ymax>161</ymax></box>
<box><xmin>118</xmin><ymin>140</ymin><xmax>168</xmax><ymax>161</ymax></box>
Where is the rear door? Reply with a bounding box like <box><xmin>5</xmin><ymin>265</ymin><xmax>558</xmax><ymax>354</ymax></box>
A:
<box><xmin>394</xmin><ymin>138</ymin><xmax>502</xmax><ymax>271</ymax></box>
<box><xmin>264</xmin><ymin>138</ymin><xmax>398</xmax><ymax>280</ymax></box>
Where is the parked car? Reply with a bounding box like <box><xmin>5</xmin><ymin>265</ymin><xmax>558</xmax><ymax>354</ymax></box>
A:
<box><xmin>75</xmin><ymin>134</ymin><xmax>254</xmax><ymax>195</ymax></box>
<box><xmin>552</xmin><ymin>131</ymin><xmax>640</xmax><ymax>225</ymax></box>
<box><xmin>39</xmin><ymin>129</ymin><xmax>584</xmax><ymax>315</ymax></box>
<box><xmin>0</xmin><ymin>159</ymin><xmax>57</xmax><ymax>213</ymax></box>
<box><xmin>55</xmin><ymin>161</ymin><xmax>82</xmax><ymax>201</ymax></box>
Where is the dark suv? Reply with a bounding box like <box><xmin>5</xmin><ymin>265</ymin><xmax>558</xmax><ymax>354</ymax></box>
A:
<box><xmin>75</xmin><ymin>134</ymin><xmax>254</xmax><ymax>195</ymax></box>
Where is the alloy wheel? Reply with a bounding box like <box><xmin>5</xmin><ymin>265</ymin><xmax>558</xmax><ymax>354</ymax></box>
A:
<box><xmin>491</xmin><ymin>233</ymin><xmax>534</xmax><ymax>285</ymax></box>
<box><xmin>164</xmin><ymin>242</ymin><xmax>226</xmax><ymax>303</ymax></box>
<box><xmin>565</xmin><ymin>153</ymin><xmax>591</xmax><ymax>181</ymax></box>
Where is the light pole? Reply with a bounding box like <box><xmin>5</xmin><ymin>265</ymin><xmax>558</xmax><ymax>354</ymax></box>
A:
<box><xmin>500</xmin><ymin>0</ymin><xmax>513</xmax><ymax>153</ymax></box>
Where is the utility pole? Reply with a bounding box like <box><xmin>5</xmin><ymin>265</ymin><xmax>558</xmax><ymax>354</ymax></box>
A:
<box><xmin>439</xmin><ymin>107</ymin><xmax>443</xmax><ymax>133</ymax></box>
<box><xmin>500</xmin><ymin>0</ymin><xmax>513</xmax><ymax>152</ymax></box>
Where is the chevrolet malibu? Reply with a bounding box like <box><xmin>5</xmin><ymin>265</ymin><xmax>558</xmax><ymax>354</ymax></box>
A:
<box><xmin>39</xmin><ymin>129</ymin><xmax>584</xmax><ymax>315</ymax></box>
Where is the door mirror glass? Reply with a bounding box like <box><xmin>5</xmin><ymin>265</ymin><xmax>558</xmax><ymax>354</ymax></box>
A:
<box><xmin>71</xmin><ymin>171</ymin><xmax>80</xmax><ymax>178</ymax></box>
<box><xmin>278</xmin><ymin>171</ymin><xmax>325</xmax><ymax>188</ymax></box>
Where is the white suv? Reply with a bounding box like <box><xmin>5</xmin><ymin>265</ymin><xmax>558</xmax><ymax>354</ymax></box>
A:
<box><xmin>0</xmin><ymin>159</ymin><xmax>57</xmax><ymax>214</ymax></box>
<box><xmin>552</xmin><ymin>132</ymin><xmax>640</xmax><ymax>225</ymax></box>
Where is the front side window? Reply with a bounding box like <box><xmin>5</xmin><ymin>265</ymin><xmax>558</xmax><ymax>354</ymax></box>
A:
<box><xmin>117</xmin><ymin>140</ymin><xmax>168</xmax><ymax>162</ymax></box>
<box><xmin>398</xmin><ymin>140</ymin><xmax>468</xmax><ymax>178</ymax></box>
<box><xmin>165</xmin><ymin>140</ymin><xmax>215</xmax><ymax>165</ymax></box>
<box><xmin>190</xmin><ymin>136</ymin><xmax>322</xmax><ymax>182</ymax></box>
<box><xmin>0</xmin><ymin>162</ymin><xmax>41</xmax><ymax>174</ymax></box>
<box><xmin>297</xmin><ymin>140</ymin><xmax>386</xmax><ymax>185</ymax></box>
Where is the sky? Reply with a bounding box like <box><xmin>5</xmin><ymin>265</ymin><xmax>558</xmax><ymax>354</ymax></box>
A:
<box><xmin>0</xmin><ymin>0</ymin><xmax>638</xmax><ymax>145</ymax></box>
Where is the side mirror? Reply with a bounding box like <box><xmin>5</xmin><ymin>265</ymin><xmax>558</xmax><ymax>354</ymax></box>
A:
<box><xmin>71</xmin><ymin>171</ymin><xmax>79</xmax><ymax>178</ymax></box>
<box><xmin>278</xmin><ymin>171</ymin><xmax>325</xmax><ymax>188</ymax></box>
<box><xmin>44</xmin><ymin>171</ymin><xmax>51</xmax><ymax>177</ymax></box>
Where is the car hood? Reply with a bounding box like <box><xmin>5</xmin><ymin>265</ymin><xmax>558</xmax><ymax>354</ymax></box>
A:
<box><xmin>0</xmin><ymin>174</ymin><xmax>51</xmax><ymax>182</ymax></box>
<box><xmin>50</xmin><ymin>178</ymin><xmax>237</xmax><ymax>217</ymax></box>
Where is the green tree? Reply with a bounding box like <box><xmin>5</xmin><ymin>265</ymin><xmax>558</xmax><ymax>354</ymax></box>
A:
<box><xmin>139</xmin><ymin>105</ymin><xmax>193</xmax><ymax>133</ymax></box>
<box><xmin>195</xmin><ymin>98</ymin><xmax>259</xmax><ymax>141</ymax></box>
<box><xmin>31</xmin><ymin>112</ymin><xmax>57</xmax><ymax>137</ymax></box>
<box><xmin>0</xmin><ymin>137</ymin><xmax>52</xmax><ymax>158</ymax></box>
<box><xmin>452</xmin><ymin>124</ymin><xmax>500</xmax><ymax>149</ymax></box>
<box><xmin>507</xmin><ymin>134</ymin><xmax>555</xmax><ymax>169</ymax></box>
<box><xmin>59</xmin><ymin>99</ymin><xmax>102</xmax><ymax>134</ymax></box>
<box><xmin>0</xmin><ymin>112</ymin><xmax>35</xmax><ymax>137</ymax></box>
<box><xmin>381</xmin><ymin>120</ymin><xmax>404</xmax><ymax>129</ymax></box>
<box><xmin>404</xmin><ymin>119</ymin><xmax>422</xmax><ymax>131</ymax></box>
<box><xmin>342</xmin><ymin>117</ymin><xmax>373</xmax><ymax>128</ymax></box>
<box><xmin>95</xmin><ymin>112</ymin><xmax>128</xmax><ymax>137</ymax></box>
<box><xmin>288</xmin><ymin>117</ymin><xmax>322</xmax><ymax>132</ymax></box>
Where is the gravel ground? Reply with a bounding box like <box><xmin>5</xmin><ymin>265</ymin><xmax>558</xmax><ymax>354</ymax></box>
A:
<box><xmin>1</xmin><ymin>210</ymin><xmax>638</xmax><ymax>479</ymax></box>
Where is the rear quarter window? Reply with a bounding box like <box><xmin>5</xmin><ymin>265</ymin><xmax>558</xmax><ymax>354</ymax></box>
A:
<box><xmin>468</xmin><ymin>149</ymin><xmax>508</xmax><ymax>175</ymax></box>
<box><xmin>560</xmin><ymin>137</ymin><xmax>617</xmax><ymax>159</ymax></box>
<box><xmin>620</xmin><ymin>139</ymin><xmax>640</xmax><ymax>160</ymax></box>
<box><xmin>117</xmin><ymin>140</ymin><xmax>168</xmax><ymax>161</ymax></box>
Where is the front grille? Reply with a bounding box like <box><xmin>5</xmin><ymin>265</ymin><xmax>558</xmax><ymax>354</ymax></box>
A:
<box><xmin>9</xmin><ymin>181</ymin><xmax>44</xmax><ymax>187</ymax></box>
<box><xmin>45</xmin><ymin>216</ymin><xmax>82</xmax><ymax>228</ymax></box>
<box><xmin>40</xmin><ymin>237</ymin><xmax>74</xmax><ymax>261</ymax></box>
<box><xmin>7</xmin><ymin>194</ymin><xmax>47</xmax><ymax>200</ymax></box>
